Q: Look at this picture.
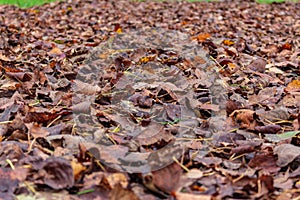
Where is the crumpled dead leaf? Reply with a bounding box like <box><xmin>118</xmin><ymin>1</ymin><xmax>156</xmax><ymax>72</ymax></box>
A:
<box><xmin>37</xmin><ymin>157</ymin><xmax>74</xmax><ymax>190</ymax></box>
<box><xmin>274</xmin><ymin>144</ymin><xmax>300</xmax><ymax>167</ymax></box>
<box><xmin>229</xmin><ymin>109</ymin><xmax>257</xmax><ymax>130</ymax></box>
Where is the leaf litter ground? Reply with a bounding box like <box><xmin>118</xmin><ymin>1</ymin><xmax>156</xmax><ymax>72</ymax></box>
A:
<box><xmin>0</xmin><ymin>0</ymin><xmax>300</xmax><ymax>199</ymax></box>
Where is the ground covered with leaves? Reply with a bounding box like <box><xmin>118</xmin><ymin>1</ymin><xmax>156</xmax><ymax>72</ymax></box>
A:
<box><xmin>0</xmin><ymin>0</ymin><xmax>300</xmax><ymax>199</ymax></box>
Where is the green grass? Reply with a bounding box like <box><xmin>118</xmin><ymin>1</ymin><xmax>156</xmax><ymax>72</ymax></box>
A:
<box><xmin>0</xmin><ymin>0</ymin><xmax>57</xmax><ymax>8</ymax></box>
<box><xmin>0</xmin><ymin>0</ymin><xmax>298</xmax><ymax>8</ymax></box>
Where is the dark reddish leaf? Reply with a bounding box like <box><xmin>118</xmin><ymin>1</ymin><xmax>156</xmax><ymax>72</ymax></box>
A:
<box><xmin>25</xmin><ymin>122</ymin><xmax>49</xmax><ymax>138</ymax></box>
<box><xmin>280</xmin><ymin>43</ymin><xmax>292</xmax><ymax>51</ymax></box>
<box><xmin>259</xmin><ymin>174</ymin><xmax>274</xmax><ymax>193</ymax></box>
<box><xmin>39</xmin><ymin>157</ymin><xmax>74</xmax><ymax>190</ymax></box>
<box><xmin>150</xmin><ymin>162</ymin><xmax>182</xmax><ymax>194</ymax></box>
<box><xmin>248</xmin><ymin>152</ymin><xmax>280</xmax><ymax>173</ymax></box>
<box><xmin>226</xmin><ymin>99</ymin><xmax>242</xmax><ymax>115</ymax></box>
<box><xmin>0</xmin><ymin>168</ymin><xmax>19</xmax><ymax>200</ymax></box>
<box><xmin>247</xmin><ymin>58</ymin><xmax>267</xmax><ymax>73</ymax></box>
<box><xmin>254</xmin><ymin>124</ymin><xmax>282</xmax><ymax>134</ymax></box>
<box><xmin>230</xmin><ymin>145</ymin><xmax>255</xmax><ymax>155</ymax></box>
<box><xmin>6</xmin><ymin>72</ymin><xmax>31</xmax><ymax>82</ymax></box>
<box><xmin>0</xmin><ymin>141</ymin><xmax>25</xmax><ymax>166</ymax></box>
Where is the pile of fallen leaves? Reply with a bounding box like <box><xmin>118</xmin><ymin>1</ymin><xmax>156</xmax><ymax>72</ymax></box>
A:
<box><xmin>0</xmin><ymin>0</ymin><xmax>300</xmax><ymax>199</ymax></box>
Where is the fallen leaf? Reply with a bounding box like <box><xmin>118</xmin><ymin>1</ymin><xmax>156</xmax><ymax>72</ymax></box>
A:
<box><xmin>284</xmin><ymin>79</ymin><xmax>300</xmax><ymax>93</ymax></box>
<box><xmin>254</xmin><ymin>124</ymin><xmax>282</xmax><ymax>134</ymax></box>
<box><xmin>247</xmin><ymin>58</ymin><xmax>267</xmax><ymax>72</ymax></box>
<box><xmin>0</xmin><ymin>168</ymin><xmax>19</xmax><ymax>200</ymax></box>
<box><xmin>230</xmin><ymin>109</ymin><xmax>257</xmax><ymax>130</ymax></box>
<box><xmin>175</xmin><ymin>192</ymin><xmax>211</xmax><ymax>200</ymax></box>
<box><xmin>280</xmin><ymin>43</ymin><xmax>292</xmax><ymax>51</ymax></box>
<box><xmin>150</xmin><ymin>162</ymin><xmax>182</xmax><ymax>194</ymax></box>
<box><xmin>48</xmin><ymin>47</ymin><xmax>63</xmax><ymax>56</ymax></box>
<box><xmin>264</xmin><ymin>131</ymin><xmax>300</xmax><ymax>142</ymax></box>
<box><xmin>39</xmin><ymin>157</ymin><xmax>74</xmax><ymax>189</ymax></box>
<box><xmin>185</xmin><ymin>168</ymin><xmax>203</xmax><ymax>179</ymax></box>
<box><xmin>106</xmin><ymin>173</ymin><xmax>128</xmax><ymax>189</ymax></box>
<box><xmin>71</xmin><ymin>160</ymin><xmax>86</xmax><ymax>180</ymax></box>
<box><xmin>222</xmin><ymin>39</ymin><xmax>234</xmax><ymax>46</ymax></box>
<box><xmin>109</xmin><ymin>185</ymin><xmax>139</xmax><ymax>200</ymax></box>
<box><xmin>274</xmin><ymin>144</ymin><xmax>300</xmax><ymax>167</ymax></box>
<box><xmin>135</xmin><ymin>122</ymin><xmax>174</xmax><ymax>146</ymax></box>
<box><xmin>248</xmin><ymin>152</ymin><xmax>280</xmax><ymax>174</ymax></box>
<box><xmin>191</xmin><ymin>33</ymin><xmax>211</xmax><ymax>42</ymax></box>
<box><xmin>25</xmin><ymin>122</ymin><xmax>49</xmax><ymax>138</ymax></box>
<box><xmin>256</xmin><ymin>107</ymin><xmax>289</xmax><ymax>124</ymax></box>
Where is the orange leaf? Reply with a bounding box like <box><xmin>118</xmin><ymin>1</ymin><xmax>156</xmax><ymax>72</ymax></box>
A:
<box><xmin>48</xmin><ymin>47</ymin><xmax>62</xmax><ymax>56</ymax></box>
<box><xmin>71</xmin><ymin>160</ymin><xmax>86</xmax><ymax>180</ymax></box>
<box><xmin>285</xmin><ymin>79</ymin><xmax>300</xmax><ymax>93</ymax></box>
<box><xmin>222</xmin><ymin>39</ymin><xmax>235</xmax><ymax>46</ymax></box>
<box><xmin>191</xmin><ymin>33</ymin><xmax>211</xmax><ymax>42</ymax></box>
<box><xmin>281</xmin><ymin>42</ymin><xmax>292</xmax><ymax>51</ymax></box>
<box><xmin>114</xmin><ymin>24</ymin><xmax>122</xmax><ymax>34</ymax></box>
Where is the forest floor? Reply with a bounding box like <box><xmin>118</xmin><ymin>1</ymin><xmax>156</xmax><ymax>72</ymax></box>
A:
<box><xmin>0</xmin><ymin>0</ymin><xmax>300</xmax><ymax>199</ymax></box>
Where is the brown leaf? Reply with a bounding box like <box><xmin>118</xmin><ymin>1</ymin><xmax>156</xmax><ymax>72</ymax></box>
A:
<box><xmin>175</xmin><ymin>192</ymin><xmax>211</xmax><ymax>200</ymax></box>
<box><xmin>73</xmin><ymin>79</ymin><xmax>101</xmax><ymax>95</ymax></box>
<box><xmin>226</xmin><ymin>99</ymin><xmax>242</xmax><ymax>115</ymax></box>
<box><xmin>0</xmin><ymin>103</ymin><xmax>20</xmax><ymax>122</ymax></box>
<box><xmin>256</xmin><ymin>107</ymin><xmax>289</xmax><ymax>124</ymax></box>
<box><xmin>39</xmin><ymin>157</ymin><xmax>74</xmax><ymax>190</ymax></box>
<box><xmin>25</xmin><ymin>122</ymin><xmax>49</xmax><ymax>138</ymax></box>
<box><xmin>135</xmin><ymin>122</ymin><xmax>174</xmax><ymax>146</ymax></box>
<box><xmin>248</xmin><ymin>86</ymin><xmax>283</xmax><ymax>106</ymax></box>
<box><xmin>164</xmin><ymin>103</ymin><xmax>181</xmax><ymax>121</ymax></box>
<box><xmin>0</xmin><ymin>141</ymin><xmax>25</xmax><ymax>166</ymax></box>
<box><xmin>128</xmin><ymin>92</ymin><xmax>153</xmax><ymax>108</ymax></box>
<box><xmin>247</xmin><ymin>58</ymin><xmax>267</xmax><ymax>73</ymax></box>
<box><xmin>222</xmin><ymin>39</ymin><xmax>234</xmax><ymax>46</ymax></box>
<box><xmin>109</xmin><ymin>184</ymin><xmax>139</xmax><ymax>200</ymax></box>
<box><xmin>48</xmin><ymin>47</ymin><xmax>63</xmax><ymax>56</ymax></box>
<box><xmin>5</xmin><ymin>71</ymin><xmax>32</xmax><ymax>82</ymax></box>
<box><xmin>230</xmin><ymin>109</ymin><xmax>257</xmax><ymax>130</ymax></box>
<box><xmin>230</xmin><ymin>145</ymin><xmax>255</xmax><ymax>155</ymax></box>
<box><xmin>0</xmin><ymin>80</ymin><xmax>21</xmax><ymax>90</ymax></box>
<box><xmin>248</xmin><ymin>152</ymin><xmax>280</xmax><ymax>173</ymax></box>
<box><xmin>150</xmin><ymin>162</ymin><xmax>182</xmax><ymax>194</ymax></box>
<box><xmin>24</xmin><ymin>108</ymin><xmax>60</xmax><ymax>124</ymax></box>
<box><xmin>254</xmin><ymin>124</ymin><xmax>282</xmax><ymax>134</ymax></box>
<box><xmin>259</xmin><ymin>174</ymin><xmax>274</xmax><ymax>193</ymax></box>
<box><xmin>0</xmin><ymin>168</ymin><xmax>19</xmax><ymax>200</ymax></box>
<box><xmin>280</xmin><ymin>42</ymin><xmax>292</xmax><ymax>51</ymax></box>
<box><xmin>274</xmin><ymin>144</ymin><xmax>300</xmax><ymax>167</ymax></box>
<box><xmin>106</xmin><ymin>173</ymin><xmax>128</xmax><ymax>189</ymax></box>
<box><xmin>194</xmin><ymin>157</ymin><xmax>222</xmax><ymax>167</ymax></box>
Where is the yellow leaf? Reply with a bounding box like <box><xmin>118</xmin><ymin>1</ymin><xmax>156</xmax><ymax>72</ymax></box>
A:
<box><xmin>106</xmin><ymin>173</ymin><xmax>128</xmax><ymax>188</ymax></box>
<box><xmin>222</xmin><ymin>39</ymin><xmax>235</xmax><ymax>46</ymax></box>
<box><xmin>71</xmin><ymin>160</ymin><xmax>86</xmax><ymax>179</ymax></box>
<box><xmin>116</xmin><ymin>27</ymin><xmax>122</xmax><ymax>34</ymax></box>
